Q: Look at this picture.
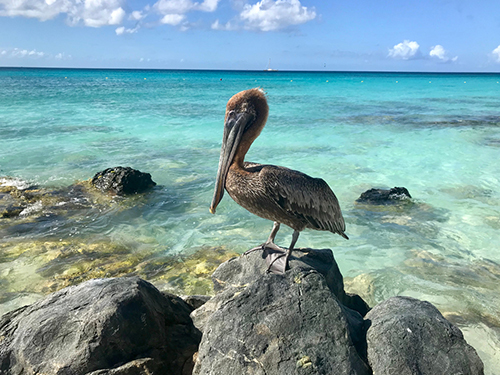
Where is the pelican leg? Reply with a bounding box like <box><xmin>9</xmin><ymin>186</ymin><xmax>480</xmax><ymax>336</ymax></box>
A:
<box><xmin>266</xmin><ymin>230</ymin><xmax>300</xmax><ymax>275</ymax></box>
<box><xmin>244</xmin><ymin>222</ymin><xmax>284</xmax><ymax>255</ymax></box>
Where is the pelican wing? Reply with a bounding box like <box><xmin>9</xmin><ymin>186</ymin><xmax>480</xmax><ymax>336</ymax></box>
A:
<box><xmin>260</xmin><ymin>165</ymin><xmax>347</xmax><ymax>237</ymax></box>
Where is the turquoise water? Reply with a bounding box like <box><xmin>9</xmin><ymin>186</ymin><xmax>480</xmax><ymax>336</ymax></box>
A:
<box><xmin>1</xmin><ymin>68</ymin><xmax>500</xmax><ymax>371</ymax></box>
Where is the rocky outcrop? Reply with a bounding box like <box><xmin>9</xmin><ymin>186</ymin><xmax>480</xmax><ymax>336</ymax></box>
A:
<box><xmin>356</xmin><ymin>187</ymin><xmax>412</xmax><ymax>205</ymax></box>
<box><xmin>0</xmin><ymin>249</ymin><xmax>485</xmax><ymax>375</ymax></box>
<box><xmin>365</xmin><ymin>296</ymin><xmax>484</xmax><ymax>375</ymax></box>
<box><xmin>192</xmin><ymin>250</ymin><xmax>372</xmax><ymax>375</ymax></box>
<box><xmin>91</xmin><ymin>167</ymin><xmax>156</xmax><ymax>195</ymax></box>
<box><xmin>192</xmin><ymin>250</ymin><xmax>484</xmax><ymax>375</ymax></box>
<box><xmin>0</xmin><ymin>277</ymin><xmax>201</xmax><ymax>375</ymax></box>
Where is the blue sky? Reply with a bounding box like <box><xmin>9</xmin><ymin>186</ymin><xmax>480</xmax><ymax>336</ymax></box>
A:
<box><xmin>1</xmin><ymin>0</ymin><xmax>500</xmax><ymax>71</ymax></box>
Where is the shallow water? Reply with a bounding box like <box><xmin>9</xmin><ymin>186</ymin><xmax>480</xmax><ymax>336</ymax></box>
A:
<box><xmin>1</xmin><ymin>68</ymin><xmax>500</xmax><ymax>372</ymax></box>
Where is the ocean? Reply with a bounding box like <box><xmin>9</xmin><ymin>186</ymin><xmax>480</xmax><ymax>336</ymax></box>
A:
<box><xmin>1</xmin><ymin>68</ymin><xmax>499</xmax><ymax>372</ymax></box>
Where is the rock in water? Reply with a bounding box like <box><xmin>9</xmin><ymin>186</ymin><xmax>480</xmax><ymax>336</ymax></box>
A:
<box><xmin>91</xmin><ymin>167</ymin><xmax>156</xmax><ymax>195</ymax></box>
<box><xmin>365</xmin><ymin>296</ymin><xmax>484</xmax><ymax>375</ymax></box>
<box><xmin>357</xmin><ymin>187</ymin><xmax>411</xmax><ymax>205</ymax></box>
<box><xmin>192</xmin><ymin>250</ymin><xmax>372</xmax><ymax>375</ymax></box>
<box><xmin>0</xmin><ymin>277</ymin><xmax>201</xmax><ymax>375</ymax></box>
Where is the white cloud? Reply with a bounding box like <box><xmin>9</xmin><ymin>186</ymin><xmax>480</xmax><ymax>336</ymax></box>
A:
<box><xmin>0</xmin><ymin>0</ymin><xmax>69</xmax><ymax>21</ymax></box>
<box><xmin>14</xmin><ymin>48</ymin><xmax>43</xmax><ymax>57</ymax></box>
<box><xmin>109</xmin><ymin>7</ymin><xmax>126</xmax><ymax>24</ymax></box>
<box><xmin>388</xmin><ymin>40</ymin><xmax>420</xmax><ymax>60</ymax></box>
<box><xmin>154</xmin><ymin>0</ymin><xmax>192</xmax><ymax>14</ymax></box>
<box><xmin>429</xmin><ymin>45</ymin><xmax>445</xmax><ymax>60</ymax></box>
<box><xmin>197</xmin><ymin>0</ymin><xmax>218</xmax><ymax>12</ymax></box>
<box><xmin>129</xmin><ymin>10</ymin><xmax>145</xmax><ymax>20</ymax></box>
<box><xmin>0</xmin><ymin>0</ymin><xmax>126</xmax><ymax>27</ymax></box>
<box><xmin>160</xmin><ymin>13</ymin><xmax>185</xmax><ymax>25</ymax></box>
<box><xmin>0</xmin><ymin>47</ymin><xmax>56</xmax><ymax>59</ymax></box>
<box><xmin>115</xmin><ymin>25</ymin><xmax>139</xmax><ymax>34</ymax></box>
<box><xmin>492</xmin><ymin>45</ymin><xmax>500</xmax><ymax>63</ymax></box>
<box><xmin>153</xmin><ymin>0</ymin><xmax>220</xmax><ymax>26</ymax></box>
<box><xmin>239</xmin><ymin>0</ymin><xmax>316</xmax><ymax>31</ymax></box>
<box><xmin>74</xmin><ymin>0</ymin><xmax>126</xmax><ymax>27</ymax></box>
<box><xmin>211</xmin><ymin>19</ymin><xmax>235</xmax><ymax>30</ymax></box>
<box><xmin>429</xmin><ymin>44</ymin><xmax>457</xmax><ymax>63</ymax></box>
<box><xmin>55</xmin><ymin>52</ymin><xmax>71</xmax><ymax>59</ymax></box>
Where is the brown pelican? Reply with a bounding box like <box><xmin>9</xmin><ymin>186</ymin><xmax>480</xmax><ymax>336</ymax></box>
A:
<box><xmin>210</xmin><ymin>88</ymin><xmax>348</xmax><ymax>274</ymax></box>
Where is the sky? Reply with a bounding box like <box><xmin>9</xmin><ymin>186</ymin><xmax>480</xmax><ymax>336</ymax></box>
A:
<box><xmin>1</xmin><ymin>0</ymin><xmax>500</xmax><ymax>71</ymax></box>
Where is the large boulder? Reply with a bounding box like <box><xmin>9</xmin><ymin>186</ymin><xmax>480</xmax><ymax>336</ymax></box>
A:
<box><xmin>91</xmin><ymin>167</ymin><xmax>156</xmax><ymax>195</ymax></box>
<box><xmin>192</xmin><ymin>250</ymin><xmax>371</xmax><ymax>375</ymax></box>
<box><xmin>365</xmin><ymin>296</ymin><xmax>484</xmax><ymax>375</ymax></box>
<box><xmin>0</xmin><ymin>277</ymin><xmax>201</xmax><ymax>375</ymax></box>
<box><xmin>211</xmin><ymin>248</ymin><xmax>370</xmax><ymax>317</ymax></box>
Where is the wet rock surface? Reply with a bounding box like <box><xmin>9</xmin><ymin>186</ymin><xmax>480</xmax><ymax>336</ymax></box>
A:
<box><xmin>0</xmin><ymin>277</ymin><xmax>201</xmax><ymax>375</ymax></box>
<box><xmin>91</xmin><ymin>167</ymin><xmax>156</xmax><ymax>195</ymax></box>
<box><xmin>356</xmin><ymin>186</ymin><xmax>412</xmax><ymax>205</ymax></box>
<box><xmin>365</xmin><ymin>296</ymin><xmax>484</xmax><ymax>375</ymax></box>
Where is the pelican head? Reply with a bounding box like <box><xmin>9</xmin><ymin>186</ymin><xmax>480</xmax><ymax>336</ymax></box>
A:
<box><xmin>210</xmin><ymin>88</ymin><xmax>269</xmax><ymax>214</ymax></box>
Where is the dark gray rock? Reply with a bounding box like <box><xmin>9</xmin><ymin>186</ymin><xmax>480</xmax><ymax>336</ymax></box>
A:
<box><xmin>365</xmin><ymin>296</ymin><xmax>484</xmax><ymax>375</ymax></box>
<box><xmin>91</xmin><ymin>167</ymin><xmax>156</xmax><ymax>195</ymax></box>
<box><xmin>356</xmin><ymin>187</ymin><xmax>411</xmax><ymax>205</ymax></box>
<box><xmin>0</xmin><ymin>277</ymin><xmax>201</xmax><ymax>375</ymax></box>
<box><xmin>85</xmin><ymin>358</ymin><xmax>158</xmax><ymax>375</ymax></box>
<box><xmin>211</xmin><ymin>248</ymin><xmax>370</xmax><ymax>317</ymax></box>
<box><xmin>1</xmin><ymin>205</ymin><xmax>24</xmax><ymax>218</ymax></box>
<box><xmin>192</xmin><ymin>250</ymin><xmax>371</xmax><ymax>375</ymax></box>
<box><xmin>181</xmin><ymin>295</ymin><xmax>211</xmax><ymax>311</ymax></box>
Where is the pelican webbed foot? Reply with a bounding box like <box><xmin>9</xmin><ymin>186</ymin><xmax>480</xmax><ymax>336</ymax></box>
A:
<box><xmin>264</xmin><ymin>247</ymin><xmax>290</xmax><ymax>274</ymax></box>
<box><xmin>243</xmin><ymin>242</ymin><xmax>290</xmax><ymax>274</ymax></box>
<box><xmin>243</xmin><ymin>241</ymin><xmax>284</xmax><ymax>255</ymax></box>
<box><xmin>243</xmin><ymin>223</ymin><xmax>299</xmax><ymax>275</ymax></box>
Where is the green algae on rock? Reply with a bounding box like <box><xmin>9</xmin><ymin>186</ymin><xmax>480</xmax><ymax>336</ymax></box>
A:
<box><xmin>144</xmin><ymin>246</ymin><xmax>239</xmax><ymax>296</ymax></box>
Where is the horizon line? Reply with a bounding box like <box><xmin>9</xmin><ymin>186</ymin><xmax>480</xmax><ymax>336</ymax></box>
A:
<box><xmin>1</xmin><ymin>66</ymin><xmax>500</xmax><ymax>75</ymax></box>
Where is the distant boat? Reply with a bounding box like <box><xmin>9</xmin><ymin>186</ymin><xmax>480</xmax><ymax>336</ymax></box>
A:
<box><xmin>264</xmin><ymin>58</ymin><xmax>278</xmax><ymax>72</ymax></box>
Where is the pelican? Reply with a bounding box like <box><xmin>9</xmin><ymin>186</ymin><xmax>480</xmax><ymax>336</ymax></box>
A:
<box><xmin>210</xmin><ymin>88</ymin><xmax>348</xmax><ymax>274</ymax></box>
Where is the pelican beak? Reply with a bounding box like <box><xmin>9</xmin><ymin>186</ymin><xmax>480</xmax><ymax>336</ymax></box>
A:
<box><xmin>210</xmin><ymin>110</ymin><xmax>253</xmax><ymax>214</ymax></box>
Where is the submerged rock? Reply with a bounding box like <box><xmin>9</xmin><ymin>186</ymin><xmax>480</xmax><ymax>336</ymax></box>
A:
<box><xmin>357</xmin><ymin>186</ymin><xmax>412</xmax><ymax>205</ymax></box>
<box><xmin>192</xmin><ymin>250</ymin><xmax>371</xmax><ymax>375</ymax></box>
<box><xmin>142</xmin><ymin>246</ymin><xmax>240</xmax><ymax>296</ymax></box>
<box><xmin>91</xmin><ymin>167</ymin><xmax>156</xmax><ymax>195</ymax></box>
<box><xmin>365</xmin><ymin>296</ymin><xmax>484</xmax><ymax>375</ymax></box>
<box><xmin>0</xmin><ymin>277</ymin><xmax>201</xmax><ymax>375</ymax></box>
<box><xmin>0</xmin><ymin>239</ymin><xmax>237</xmax><ymax>316</ymax></box>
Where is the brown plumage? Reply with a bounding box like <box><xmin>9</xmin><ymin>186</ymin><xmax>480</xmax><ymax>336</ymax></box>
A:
<box><xmin>210</xmin><ymin>88</ymin><xmax>348</xmax><ymax>274</ymax></box>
